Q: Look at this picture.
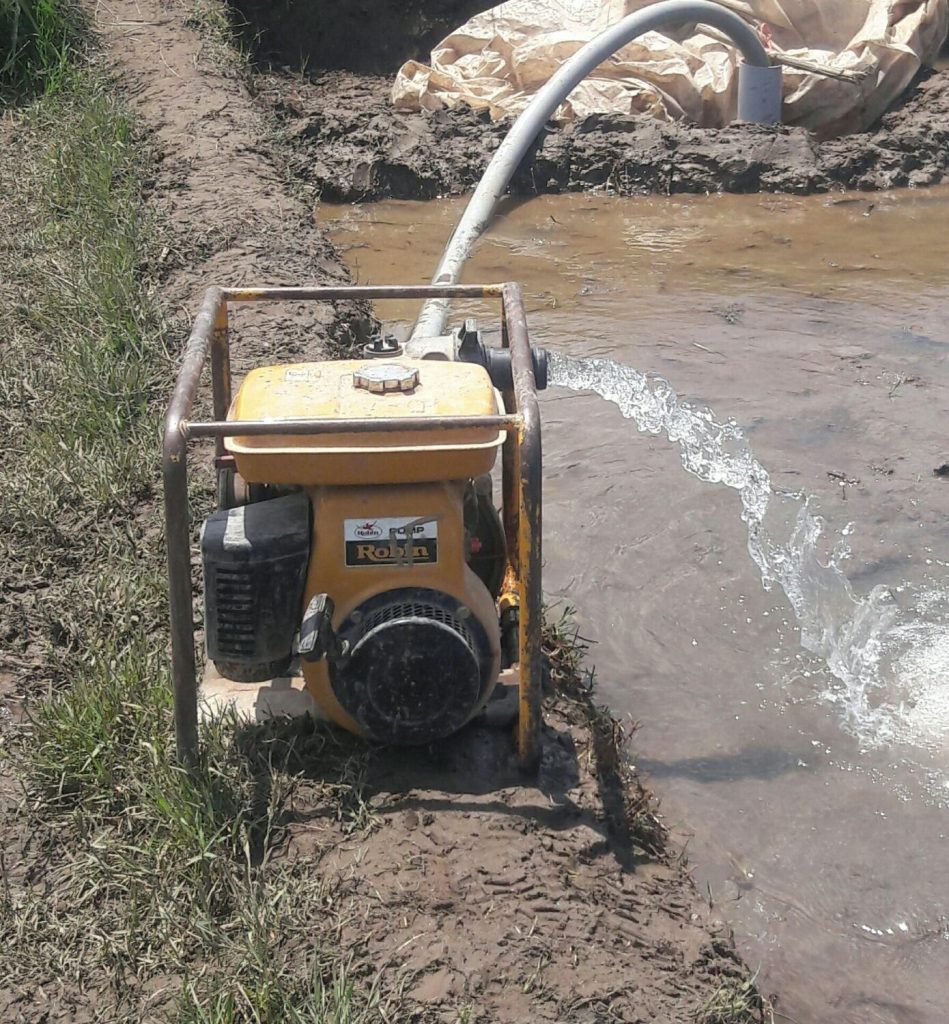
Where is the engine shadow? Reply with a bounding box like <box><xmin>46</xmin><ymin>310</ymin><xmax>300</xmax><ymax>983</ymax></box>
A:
<box><xmin>233</xmin><ymin>682</ymin><xmax>657</xmax><ymax>871</ymax></box>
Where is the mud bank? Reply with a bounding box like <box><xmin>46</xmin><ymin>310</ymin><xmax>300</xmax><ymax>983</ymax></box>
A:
<box><xmin>256</xmin><ymin>63</ymin><xmax>949</xmax><ymax>201</ymax></box>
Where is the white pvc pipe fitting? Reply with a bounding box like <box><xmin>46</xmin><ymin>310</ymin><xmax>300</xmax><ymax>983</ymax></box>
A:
<box><xmin>737</xmin><ymin>62</ymin><xmax>783</xmax><ymax>125</ymax></box>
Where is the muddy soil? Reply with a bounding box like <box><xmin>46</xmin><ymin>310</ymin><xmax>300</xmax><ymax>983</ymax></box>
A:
<box><xmin>257</xmin><ymin>65</ymin><xmax>949</xmax><ymax>202</ymax></box>
<box><xmin>99</xmin><ymin>1</ymin><xmax>367</xmax><ymax>369</ymax></box>
<box><xmin>0</xmin><ymin>1</ymin><xmax>768</xmax><ymax>1020</ymax></box>
<box><xmin>270</xmin><ymin>691</ymin><xmax>756</xmax><ymax>1023</ymax></box>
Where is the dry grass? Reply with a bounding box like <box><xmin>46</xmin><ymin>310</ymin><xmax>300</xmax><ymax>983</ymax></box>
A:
<box><xmin>182</xmin><ymin>0</ymin><xmax>252</xmax><ymax>76</ymax></box>
<box><xmin>697</xmin><ymin>972</ymin><xmax>775</xmax><ymax>1024</ymax></box>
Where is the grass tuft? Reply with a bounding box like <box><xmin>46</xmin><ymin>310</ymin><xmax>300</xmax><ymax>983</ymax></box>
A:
<box><xmin>184</xmin><ymin>0</ymin><xmax>252</xmax><ymax>76</ymax></box>
<box><xmin>176</xmin><ymin>954</ymin><xmax>381</xmax><ymax>1024</ymax></box>
<box><xmin>697</xmin><ymin>972</ymin><xmax>774</xmax><ymax>1024</ymax></box>
<box><xmin>0</xmin><ymin>0</ymin><xmax>80</xmax><ymax>100</ymax></box>
<box><xmin>25</xmin><ymin>637</ymin><xmax>172</xmax><ymax>811</ymax></box>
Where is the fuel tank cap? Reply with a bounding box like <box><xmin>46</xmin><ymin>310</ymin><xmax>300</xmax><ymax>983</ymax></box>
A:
<box><xmin>353</xmin><ymin>362</ymin><xmax>419</xmax><ymax>394</ymax></box>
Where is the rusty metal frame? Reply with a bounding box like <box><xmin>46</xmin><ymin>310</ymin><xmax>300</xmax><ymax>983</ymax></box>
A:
<box><xmin>163</xmin><ymin>283</ymin><xmax>542</xmax><ymax>771</ymax></box>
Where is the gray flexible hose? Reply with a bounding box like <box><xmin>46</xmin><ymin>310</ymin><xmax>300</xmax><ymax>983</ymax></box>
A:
<box><xmin>411</xmin><ymin>0</ymin><xmax>771</xmax><ymax>341</ymax></box>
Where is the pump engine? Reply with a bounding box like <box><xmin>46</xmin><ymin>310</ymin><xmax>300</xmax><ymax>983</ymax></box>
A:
<box><xmin>200</xmin><ymin>350</ymin><xmax>526</xmax><ymax>744</ymax></box>
<box><xmin>163</xmin><ymin>283</ymin><xmax>545</xmax><ymax>764</ymax></box>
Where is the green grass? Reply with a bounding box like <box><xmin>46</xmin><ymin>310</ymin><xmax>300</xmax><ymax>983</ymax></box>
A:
<box><xmin>0</xmin><ymin>80</ymin><xmax>169</xmax><ymax>541</ymax></box>
<box><xmin>176</xmin><ymin>955</ymin><xmax>381</xmax><ymax>1024</ymax></box>
<box><xmin>0</xmin><ymin>66</ymin><xmax>379</xmax><ymax>1021</ymax></box>
<box><xmin>0</xmin><ymin>0</ymin><xmax>79</xmax><ymax>100</ymax></box>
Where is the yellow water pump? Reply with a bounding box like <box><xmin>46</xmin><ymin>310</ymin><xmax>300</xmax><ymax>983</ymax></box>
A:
<box><xmin>163</xmin><ymin>284</ymin><xmax>546</xmax><ymax>768</ymax></box>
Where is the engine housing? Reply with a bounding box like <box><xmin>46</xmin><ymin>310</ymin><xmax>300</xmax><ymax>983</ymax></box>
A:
<box><xmin>299</xmin><ymin>480</ymin><xmax>502</xmax><ymax>743</ymax></box>
<box><xmin>203</xmin><ymin>357</ymin><xmax>506</xmax><ymax>744</ymax></box>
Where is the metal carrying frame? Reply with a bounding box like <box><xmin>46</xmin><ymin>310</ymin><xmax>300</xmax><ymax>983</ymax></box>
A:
<box><xmin>163</xmin><ymin>283</ymin><xmax>543</xmax><ymax>770</ymax></box>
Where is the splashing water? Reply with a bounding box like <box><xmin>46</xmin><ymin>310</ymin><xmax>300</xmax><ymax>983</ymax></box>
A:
<box><xmin>549</xmin><ymin>352</ymin><xmax>949</xmax><ymax>753</ymax></box>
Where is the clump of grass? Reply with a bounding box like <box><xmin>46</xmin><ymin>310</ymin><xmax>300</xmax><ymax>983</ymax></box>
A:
<box><xmin>25</xmin><ymin>636</ymin><xmax>172</xmax><ymax>811</ymax></box>
<box><xmin>0</xmin><ymin>0</ymin><xmax>80</xmax><ymax>100</ymax></box>
<box><xmin>698</xmin><ymin>972</ymin><xmax>773</xmax><ymax>1024</ymax></box>
<box><xmin>176</xmin><ymin>954</ymin><xmax>382</xmax><ymax>1024</ymax></box>
<box><xmin>185</xmin><ymin>0</ymin><xmax>252</xmax><ymax>76</ymax></box>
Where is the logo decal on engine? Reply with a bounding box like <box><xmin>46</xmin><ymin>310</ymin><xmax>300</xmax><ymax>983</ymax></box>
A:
<box><xmin>283</xmin><ymin>367</ymin><xmax>322</xmax><ymax>382</ymax></box>
<box><xmin>344</xmin><ymin>516</ymin><xmax>438</xmax><ymax>567</ymax></box>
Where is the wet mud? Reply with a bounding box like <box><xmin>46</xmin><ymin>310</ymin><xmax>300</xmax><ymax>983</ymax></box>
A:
<box><xmin>267</xmin><ymin>690</ymin><xmax>756</xmax><ymax>1023</ymax></box>
<box><xmin>259</xmin><ymin>65</ymin><xmax>949</xmax><ymax>202</ymax></box>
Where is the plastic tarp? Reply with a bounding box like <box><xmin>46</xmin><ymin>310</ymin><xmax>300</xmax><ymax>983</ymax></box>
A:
<box><xmin>392</xmin><ymin>0</ymin><xmax>948</xmax><ymax>137</ymax></box>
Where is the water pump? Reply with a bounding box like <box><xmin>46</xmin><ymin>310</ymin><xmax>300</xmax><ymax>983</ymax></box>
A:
<box><xmin>204</xmin><ymin>357</ymin><xmax>512</xmax><ymax>744</ymax></box>
<box><xmin>163</xmin><ymin>283</ymin><xmax>546</xmax><ymax>767</ymax></box>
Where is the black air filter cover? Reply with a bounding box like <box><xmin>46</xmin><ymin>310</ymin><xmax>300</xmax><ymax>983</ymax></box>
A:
<box><xmin>201</xmin><ymin>491</ymin><xmax>310</xmax><ymax>682</ymax></box>
<box><xmin>332</xmin><ymin>588</ymin><xmax>494</xmax><ymax>745</ymax></box>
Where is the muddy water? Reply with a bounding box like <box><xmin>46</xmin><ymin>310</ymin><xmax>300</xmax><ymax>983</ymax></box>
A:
<box><xmin>321</xmin><ymin>190</ymin><xmax>949</xmax><ymax>1024</ymax></box>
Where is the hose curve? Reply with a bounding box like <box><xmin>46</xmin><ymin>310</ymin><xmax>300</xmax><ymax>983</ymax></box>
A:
<box><xmin>411</xmin><ymin>0</ymin><xmax>771</xmax><ymax>341</ymax></box>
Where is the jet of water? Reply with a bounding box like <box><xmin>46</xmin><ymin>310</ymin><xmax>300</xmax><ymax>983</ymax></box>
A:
<box><xmin>548</xmin><ymin>351</ymin><xmax>949</xmax><ymax>752</ymax></box>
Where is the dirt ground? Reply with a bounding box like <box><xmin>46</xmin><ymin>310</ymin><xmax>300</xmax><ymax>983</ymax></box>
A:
<box><xmin>0</xmin><ymin>1</ymin><xmax>770</xmax><ymax>1021</ymax></box>
<box><xmin>274</xmin><ymin>699</ymin><xmax>756</xmax><ymax>1023</ymax></box>
<box><xmin>97</xmin><ymin>0</ymin><xmax>370</xmax><ymax>366</ymax></box>
<box><xmin>255</xmin><ymin>59</ymin><xmax>949</xmax><ymax>202</ymax></box>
